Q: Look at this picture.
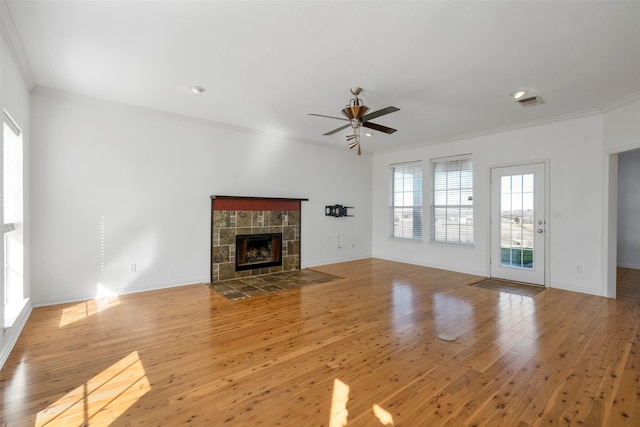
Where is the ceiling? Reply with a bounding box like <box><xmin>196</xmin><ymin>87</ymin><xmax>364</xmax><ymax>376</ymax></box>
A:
<box><xmin>3</xmin><ymin>0</ymin><xmax>640</xmax><ymax>153</ymax></box>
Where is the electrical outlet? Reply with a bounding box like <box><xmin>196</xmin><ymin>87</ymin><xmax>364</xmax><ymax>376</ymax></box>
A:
<box><xmin>130</xmin><ymin>264</ymin><xmax>137</xmax><ymax>273</ymax></box>
<box><xmin>575</xmin><ymin>264</ymin><xmax>582</xmax><ymax>273</ymax></box>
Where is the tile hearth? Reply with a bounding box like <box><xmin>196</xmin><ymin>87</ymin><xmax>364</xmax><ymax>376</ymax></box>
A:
<box><xmin>210</xmin><ymin>269</ymin><xmax>341</xmax><ymax>301</ymax></box>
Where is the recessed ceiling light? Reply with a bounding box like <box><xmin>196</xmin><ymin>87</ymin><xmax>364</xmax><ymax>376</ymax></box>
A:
<box><xmin>190</xmin><ymin>86</ymin><xmax>205</xmax><ymax>94</ymax></box>
<box><xmin>512</xmin><ymin>90</ymin><xmax>528</xmax><ymax>99</ymax></box>
<box><xmin>364</xmin><ymin>132</ymin><xmax>373</xmax><ymax>137</ymax></box>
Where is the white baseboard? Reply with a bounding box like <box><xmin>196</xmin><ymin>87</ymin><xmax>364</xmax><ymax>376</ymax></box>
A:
<box><xmin>32</xmin><ymin>276</ymin><xmax>210</xmax><ymax>307</ymax></box>
<box><xmin>0</xmin><ymin>301</ymin><xmax>33</xmax><ymax>370</ymax></box>
<box><xmin>303</xmin><ymin>255</ymin><xmax>372</xmax><ymax>269</ymax></box>
<box><xmin>374</xmin><ymin>255</ymin><xmax>487</xmax><ymax>277</ymax></box>
<box><xmin>548</xmin><ymin>281</ymin><xmax>603</xmax><ymax>296</ymax></box>
<box><xmin>617</xmin><ymin>263</ymin><xmax>640</xmax><ymax>270</ymax></box>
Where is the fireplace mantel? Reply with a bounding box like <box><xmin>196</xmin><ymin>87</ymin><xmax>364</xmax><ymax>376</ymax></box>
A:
<box><xmin>210</xmin><ymin>196</ymin><xmax>308</xmax><ymax>282</ymax></box>
<box><xmin>211</xmin><ymin>195</ymin><xmax>308</xmax><ymax>211</ymax></box>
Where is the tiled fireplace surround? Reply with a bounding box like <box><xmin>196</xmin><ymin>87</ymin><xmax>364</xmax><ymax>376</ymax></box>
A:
<box><xmin>210</xmin><ymin>196</ymin><xmax>307</xmax><ymax>283</ymax></box>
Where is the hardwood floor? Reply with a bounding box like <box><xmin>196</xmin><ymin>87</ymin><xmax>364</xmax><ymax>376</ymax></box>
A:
<box><xmin>1</xmin><ymin>258</ymin><xmax>639</xmax><ymax>426</ymax></box>
<box><xmin>618</xmin><ymin>267</ymin><xmax>640</xmax><ymax>303</ymax></box>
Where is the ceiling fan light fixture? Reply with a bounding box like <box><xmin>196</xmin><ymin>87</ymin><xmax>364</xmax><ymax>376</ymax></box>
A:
<box><xmin>512</xmin><ymin>90</ymin><xmax>527</xmax><ymax>99</ymax></box>
<box><xmin>341</xmin><ymin>105</ymin><xmax>370</xmax><ymax>120</ymax></box>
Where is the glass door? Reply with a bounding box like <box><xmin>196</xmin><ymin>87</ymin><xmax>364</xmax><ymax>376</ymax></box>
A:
<box><xmin>491</xmin><ymin>163</ymin><xmax>545</xmax><ymax>285</ymax></box>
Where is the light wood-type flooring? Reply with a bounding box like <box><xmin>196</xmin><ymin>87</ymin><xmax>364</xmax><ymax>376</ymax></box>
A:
<box><xmin>1</xmin><ymin>259</ymin><xmax>639</xmax><ymax>426</ymax></box>
<box><xmin>618</xmin><ymin>267</ymin><xmax>640</xmax><ymax>303</ymax></box>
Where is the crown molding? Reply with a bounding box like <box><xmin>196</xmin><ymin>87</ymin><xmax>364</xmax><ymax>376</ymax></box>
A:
<box><xmin>31</xmin><ymin>86</ymin><xmax>372</xmax><ymax>157</ymax></box>
<box><xmin>600</xmin><ymin>91</ymin><xmax>640</xmax><ymax>112</ymax></box>
<box><xmin>375</xmin><ymin>108</ymin><xmax>604</xmax><ymax>155</ymax></box>
<box><xmin>1</xmin><ymin>0</ymin><xmax>37</xmax><ymax>90</ymax></box>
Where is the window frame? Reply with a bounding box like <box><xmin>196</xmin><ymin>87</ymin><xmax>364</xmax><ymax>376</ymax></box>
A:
<box><xmin>4</xmin><ymin>112</ymin><xmax>21</xmax><ymax>234</ymax></box>
<box><xmin>390</xmin><ymin>161</ymin><xmax>423</xmax><ymax>240</ymax></box>
<box><xmin>430</xmin><ymin>154</ymin><xmax>474</xmax><ymax>245</ymax></box>
<box><xmin>3</xmin><ymin>109</ymin><xmax>26</xmax><ymax>322</ymax></box>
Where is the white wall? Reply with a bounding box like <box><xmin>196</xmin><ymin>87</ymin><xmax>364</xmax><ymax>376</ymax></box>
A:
<box><xmin>30</xmin><ymin>91</ymin><xmax>373</xmax><ymax>305</ymax></box>
<box><xmin>372</xmin><ymin>114</ymin><xmax>606</xmax><ymax>296</ymax></box>
<box><xmin>617</xmin><ymin>149</ymin><xmax>640</xmax><ymax>269</ymax></box>
<box><xmin>1</xmin><ymin>32</ymin><xmax>32</xmax><ymax>367</ymax></box>
<box><xmin>603</xmin><ymin>97</ymin><xmax>640</xmax><ymax>153</ymax></box>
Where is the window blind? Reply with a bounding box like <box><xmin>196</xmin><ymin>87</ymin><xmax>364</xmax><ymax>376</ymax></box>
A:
<box><xmin>431</xmin><ymin>156</ymin><xmax>473</xmax><ymax>244</ymax></box>
<box><xmin>391</xmin><ymin>162</ymin><xmax>423</xmax><ymax>239</ymax></box>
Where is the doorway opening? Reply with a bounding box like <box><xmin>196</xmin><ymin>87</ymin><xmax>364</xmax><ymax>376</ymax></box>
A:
<box><xmin>615</xmin><ymin>148</ymin><xmax>640</xmax><ymax>302</ymax></box>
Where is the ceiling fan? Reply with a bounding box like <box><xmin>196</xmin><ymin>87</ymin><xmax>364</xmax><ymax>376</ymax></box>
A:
<box><xmin>308</xmin><ymin>87</ymin><xmax>399</xmax><ymax>155</ymax></box>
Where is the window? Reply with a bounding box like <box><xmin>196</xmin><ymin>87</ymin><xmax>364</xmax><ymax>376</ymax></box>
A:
<box><xmin>4</xmin><ymin>115</ymin><xmax>20</xmax><ymax>233</ymax></box>
<box><xmin>3</xmin><ymin>111</ymin><xmax>25</xmax><ymax>325</ymax></box>
<box><xmin>391</xmin><ymin>162</ymin><xmax>423</xmax><ymax>239</ymax></box>
<box><xmin>431</xmin><ymin>156</ymin><xmax>473</xmax><ymax>244</ymax></box>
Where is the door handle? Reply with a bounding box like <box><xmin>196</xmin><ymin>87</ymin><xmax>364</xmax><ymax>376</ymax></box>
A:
<box><xmin>537</xmin><ymin>228</ymin><xmax>544</xmax><ymax>233</ymax></box>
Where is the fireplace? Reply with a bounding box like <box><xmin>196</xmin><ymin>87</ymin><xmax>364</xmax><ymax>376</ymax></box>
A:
<box><xmin>236</xmin><ymin>233</ymin><xmax>282</xmax><ymax>271</ymax></box>
<box><xmin>210</xmin><ymin>196</ymin><xmax>308</xmax><ymax>282</ymax></box>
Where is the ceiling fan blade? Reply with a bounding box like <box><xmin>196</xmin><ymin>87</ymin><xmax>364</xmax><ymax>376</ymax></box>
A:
<box><xmin>362</xmin><ymin>121</ymin><xmax>397</xmax><ymax>134</ymax></box>
<box><xmin>308</xmin><ymin>113</ymin><xmax>349</xmax><ymax>122</ymax></box>
<box><xmin>324</xmin><ymin>123</ymin><xmax>351</xmax><ymax>136</ymax></box>
<box><xmin>361</xmin><ymin>106</ymin><xmax>399</xmax><ymax>122</ymax></box>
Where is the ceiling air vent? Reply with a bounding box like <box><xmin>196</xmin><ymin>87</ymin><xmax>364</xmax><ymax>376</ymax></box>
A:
<box><xmin>517</xmin><ymin>96</ymin><xmax>545</xmax><ymax>107</ymax></box>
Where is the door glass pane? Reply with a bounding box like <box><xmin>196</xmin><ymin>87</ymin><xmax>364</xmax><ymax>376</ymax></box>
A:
<box><xmin>511</xmin><ymin>174</ymin><xmax>522</xmax><ymax>193</ymax></box>
<box><xmin>501</xmin><ymin>176</ymin><xmax>511</xmax><ymax>194</ymax></box>
<box><xmin>500</xmin><ymin>174</ymin><xmax>534</xmax><ymax>269</ymax></box>
<box><xmin>523</xmin><ymin>174</ymin><xmax>534</xmax><ymax>193</ymax></box>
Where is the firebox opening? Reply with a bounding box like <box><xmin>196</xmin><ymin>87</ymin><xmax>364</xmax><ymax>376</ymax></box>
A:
<box><xmin>236</xmin><ymin>233</ymin><xmax>283</xmax><ymax>271</ymax></box>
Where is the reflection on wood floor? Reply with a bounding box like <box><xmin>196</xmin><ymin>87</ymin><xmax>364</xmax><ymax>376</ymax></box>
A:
<box><xmin>1</xmin><ymin>258</ymin><xmax>638</xmax><ymax>426</ymax></box>
<box><xmin>618</xmin><ymin>267</ymin><xmax>640</xmax><ymax>303</ymax></box>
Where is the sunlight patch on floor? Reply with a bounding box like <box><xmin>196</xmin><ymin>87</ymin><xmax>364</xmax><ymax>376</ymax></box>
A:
<box><xmin>329</xmin><ymin>378</ymin><xmax>350</xmax><ymax>427</ymax></box>
<box><xmin>373</xmin><ymin>404</ymin><xmax>394</xmax><ymax>425</ymax></box>
<box><xmin>59</xmin><ymin>284</ymin><xmax>120</xmax><ymax>327</ymax></box>
<box><xmin>329</xmin><ymin>378</ymin><xmax>395</xmax><ymax>426</ymax></box>
<box><xmin>35</xmin><ymin>351</ymin><xmax>150</xmax><ymax>426</ymax></box>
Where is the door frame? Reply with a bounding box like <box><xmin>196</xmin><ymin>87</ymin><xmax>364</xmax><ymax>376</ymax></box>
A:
<box><xmin>604</xmin><ymin>145</ymin><xmax>640</xmax><ymax>299</ymax></box>
<box><xmin>487</xmin><ymin>159</ymin><xmax>551</xmax><ymax>287</ymax></box>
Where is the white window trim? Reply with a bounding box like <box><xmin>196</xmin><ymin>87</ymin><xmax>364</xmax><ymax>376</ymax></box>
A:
<box><xmin>430</xmin><ymin>154</ymin><xmax>474</xmax><ymax>245</ymax></box>
<box><xmin>3</xmin><ymin>109</ymin><xmax>27</xmax><ymax>326</ymax></box>
<box><xmin>3</xmin><ymin>111</ymin><xmax>21</xmax><ymax>234</ymax></box>
<box><xmin>390</xmin><ymin>161</ymin><xmax>423</xmax><ymax>241</ymax></box>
